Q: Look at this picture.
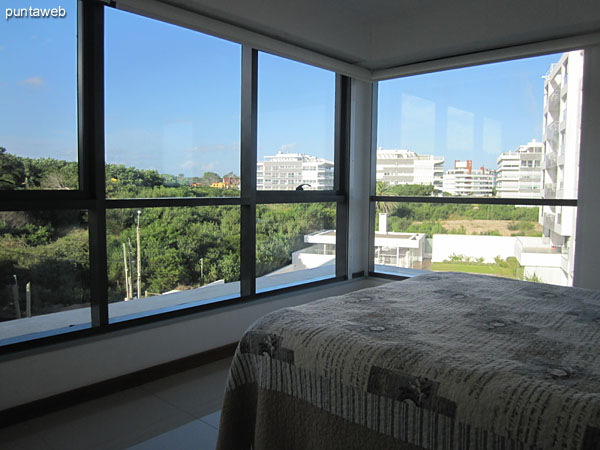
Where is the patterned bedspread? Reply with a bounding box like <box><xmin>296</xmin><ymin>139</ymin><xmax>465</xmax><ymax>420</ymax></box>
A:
<box><xmin>216</xmin><ymin>272</ymin><xmax>600</xmax><ymax>450</ymax></box>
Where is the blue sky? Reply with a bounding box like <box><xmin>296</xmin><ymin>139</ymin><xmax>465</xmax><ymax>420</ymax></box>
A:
<box><xmin>1</xmin><ymin>1</ymin><xmax>562</xmax><ymax>176</ymax></box>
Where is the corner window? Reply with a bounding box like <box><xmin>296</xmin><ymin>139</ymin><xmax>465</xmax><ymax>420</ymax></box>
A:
<box><xmin>373</xmin><ymin>51</ymin><xmax>583</xmax><ymax>286</ymax></box>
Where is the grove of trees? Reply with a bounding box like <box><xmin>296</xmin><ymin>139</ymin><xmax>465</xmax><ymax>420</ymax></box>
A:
<box><xmin>0</xmin><ymin>150</ymin><xmax>543</xmax><ymax>320</ymax></box>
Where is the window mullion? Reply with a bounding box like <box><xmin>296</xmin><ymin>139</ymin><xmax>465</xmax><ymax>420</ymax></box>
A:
<box><xmin>240</xmin><ymin>46</ymin><xmax>258</xmax><ymax>298</ymax></box>
<box><xmin>79</xmin><ymin>0</ymin><xmax>108</xmax><ymax>327</ymax></box>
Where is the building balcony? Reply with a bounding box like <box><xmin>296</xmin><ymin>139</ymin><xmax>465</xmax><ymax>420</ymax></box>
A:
<box><xmin>545</xmin><ymin>121</ymin><xmax>559</xmax><ymax>145</ymax></box>
<box><xmin>544</xmin><ymin>183</ymin><xmax>556</xmax><ymax>199</ymax></box>
<box><xmin>548</xmin><ymin>91</ymin><xmax>560</xmax><ymax>115</ymax></box>
<box><xmin>543</xmin><ymin>151</ymin><xmax>557</xmax><ymax>170</ymax></box>
<box><xmin>543</xmin><ymin>212</ymin><xmax>555</xmax><ymax>229</ymax></box>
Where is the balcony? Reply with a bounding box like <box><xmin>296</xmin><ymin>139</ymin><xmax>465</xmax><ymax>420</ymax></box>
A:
<box><xmin>543</xmin><ymin>151</ymin><xmax>557</xmax><ymax>170</ymax></box>
<box><xmin>543</xmin><ymin>212</ymin><xmax>555</xmax><ymax>229</ymax></box>
<box><xmin>545</xmin><ymin>121</ymin><xmax>559</xmax><ymax>145</ymax></box>
<box><xmin>548</xmin><ymin>91</ymin><xmax>560</xmax><ymax>115</ymax></box>
<box><xmin>544</xmin><ymin>183</ymin><xmax>556</xmax><ymax>199</ymax></box>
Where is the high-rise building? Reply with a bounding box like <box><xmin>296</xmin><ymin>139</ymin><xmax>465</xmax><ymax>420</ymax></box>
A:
<box><xmin>256</xmin><ymin>152</ymin><xmax>334</xmax><ymax>190</ymax></box>
<box><xmin>496</xmin><ymin>139</ymin><xmax>543</xmax><ymax>198</ymax></box>
<box><xmin>376</xmin><ymin>148</ymin><xmax>444</xmax><ymax>188</ymax></box>
<box><xmin>442</xmin><ymin>160</ymin><xmax>495</xmax><ymax>196</ymax></box>
<box><xmin>539</xmin><ymin>50</ymin><xmax>584</xmax><ymax>285</ymax></box>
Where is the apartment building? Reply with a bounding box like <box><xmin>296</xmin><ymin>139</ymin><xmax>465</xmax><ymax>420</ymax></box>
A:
<box><xmin>376</xmin><ymin>148</ymin><xmax>444</xmax><ymax>188</ymax></box>
<box><xmin>256</xmin><ymin>152</ymin><xmax>334</xmax><ymax>190</ymax></box>
<box><xmin>442</xmin><ymin>160</ymin><xmax>495</xmax><ymax>196</ymax></box>
<box><xmin>496</xmin><ymin>139</ymin><xmax>543</xmax><ymax>198</ymax></box>
<box><xmin>539</xmin><ymin>50</ymin><xmax>584</xmax><ymax>285</ymax></box>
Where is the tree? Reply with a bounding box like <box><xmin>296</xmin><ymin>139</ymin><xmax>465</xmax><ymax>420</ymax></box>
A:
<box><xmin>375</xmin><ymin>182</ymin><xmax>398</xmax><ymax>215</ymax></box>
<box><xmin>0</xmin><ymin>147</ymin><xmax>25</xmax><ymax>190</ymax></box>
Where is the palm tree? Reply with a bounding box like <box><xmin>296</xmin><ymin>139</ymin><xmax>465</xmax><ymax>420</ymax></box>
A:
<box><xmin>375</xmin><ymin>182</ymin><xmax>398</xmax><ymax>215</ymax></box>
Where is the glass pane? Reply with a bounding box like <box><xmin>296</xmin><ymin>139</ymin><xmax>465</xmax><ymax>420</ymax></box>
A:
<box><xmin>1</xmin><ymin>1</ymin><xmax>78</xmax><ymax>190</ymax></box>
<box><xmin>0</xmin><ymin>210</ymin><xmax>89</xmax><ymax>342</ymax></box>
<box><xmin>257</xmin><ymin>203</ymin><xmax>336</xmax><ymax>292</ymax></box>
<box><xmin>107</xmin><ymin>206</ymin><xmax>239</xmax><ymax>321</ymax></box>
<box><xmin>376</xmin><ymin>51</ymin><xmax>583</xmax><ymax>200</ymax></box>
<box><xmin>105</xmin><ymin>9</ymin><xmax>241</xmax><ymax>199</ymax></box>
<box><xmin>373</xmin><ymin>202</ymin><xmax>577</xmax><ymax>286</ymax></box>
<box><xmin>258</xmin><ymin>53</ymin><xmax>335</xmax><ymax>191</ymax></box>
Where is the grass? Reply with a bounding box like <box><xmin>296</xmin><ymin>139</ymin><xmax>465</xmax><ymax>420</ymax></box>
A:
<box><xmin>430</xmin><ymin>262</ymin><xmax>520</xmax><ymax>279</ymax></box>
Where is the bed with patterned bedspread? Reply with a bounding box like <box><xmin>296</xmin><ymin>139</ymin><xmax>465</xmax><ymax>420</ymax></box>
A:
<box><xmin>216</xmin><ymin>272</ymin><xmax>600</xmax><ymax>450</ymax></box>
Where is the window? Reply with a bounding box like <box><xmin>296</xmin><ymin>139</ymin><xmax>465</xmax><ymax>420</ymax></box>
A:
<box><xmin>0</xmin><ymin>5</ymin><xmax>349</xmax><ymax>348</ymax></box>
<box><xmin>373</xmin><ymin>51</ymin><xmax>582</xmax><ymax>287</ymax></box>
<box><xmin>105</xmin><ymin>9</ymin><xmax>241</xmax><ymax>199</ymax></box>
<box><xmin>1</xmin><ymin>0</ymin><xmax>78</xmax><ymax>190</ymax></box>
<box><xmin>257</xmin><ymin>53</ymin><xmax>335</xmax><ymax>191</ymax></box>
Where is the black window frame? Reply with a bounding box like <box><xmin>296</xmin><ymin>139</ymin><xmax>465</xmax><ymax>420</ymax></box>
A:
<box><xmin>0</xmin><ymin>0</ymin><xmax>350</xmax><ymax>354</ymax></box>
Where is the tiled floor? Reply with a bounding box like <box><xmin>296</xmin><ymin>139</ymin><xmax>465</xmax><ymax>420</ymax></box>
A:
<box><xmin>1</xmin><ymin>357</ymin><xmax>232</xmax><ymax>450</ymax></box>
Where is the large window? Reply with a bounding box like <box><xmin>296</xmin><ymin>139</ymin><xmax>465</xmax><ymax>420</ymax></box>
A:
<box><xmin>257</xmin><ymin>54</ymin><xmax>335</xmax><ymax>191</ymax></box>
<box><xmin>373</xmin><ymin>52</ymin><xmax>582</xmax><ymax>286</ymax></box>
<box><xmin>1</xmin><ymin>0</ymin><xmax>78</xmax><ymax>190</ymax></box>
<box><xmin>0</xmin><ymin>4</ymin><xmax>348</xmax><ymax>348</ymax></box>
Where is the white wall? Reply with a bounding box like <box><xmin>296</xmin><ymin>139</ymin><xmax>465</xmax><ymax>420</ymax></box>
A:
<box><xmin>432</xmin><ymin>235</ymin><xmax>517</xmax><ymax>263</ymax></box>
<box><xmin>0</xmin><ymin>278</ymin><xmax>386</xmax><ymax>411</ymax></box>
<box><xmin>574</xmin><ymin>45</ymin><xmax>600</xmax><ymax>289</ymax></box>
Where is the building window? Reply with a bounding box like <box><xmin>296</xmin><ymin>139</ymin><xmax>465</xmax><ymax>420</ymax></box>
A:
<box><xmin>373</xmin><ymin>51</ymin><xmax>582</xmax><ymax>287</ymax></box>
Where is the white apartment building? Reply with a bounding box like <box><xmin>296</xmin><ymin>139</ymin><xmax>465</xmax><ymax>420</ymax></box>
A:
<box><xmin>496</xmin><ymin>139</ymin><xmax>543</xmax><ymax>198</ymax></box>
<box><xmin>442</xmin><ymin>160</ymin><xmax>495</xmax><ymax>196</ymax></box>
<box><xmin>537</xmin><ymin>50</ymin><xmax>584</xmax><ymax>286</ymax></box>
<box><xmin>257</xmin><ymin>152</ymin><xmax>334</xmax><ymax>190</ymax></box>
<box><xmin>376</xmin><ymin>148</ymin><xmax>444</xmax><ymax>189</ymax></box>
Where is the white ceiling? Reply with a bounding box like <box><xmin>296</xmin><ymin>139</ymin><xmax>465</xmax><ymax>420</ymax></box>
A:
<box><xmin>159</xmin><ymin>0</ymin><xmax>600</xmax><ymax>70</ymax></box>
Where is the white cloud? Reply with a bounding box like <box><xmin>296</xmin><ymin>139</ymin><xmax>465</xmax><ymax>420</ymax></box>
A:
<box><xmin>19</xmin><ymin>76</ymin><xmax>45</xmax><ymax>87</ymax></box>
<box><xmin>277</xmin><ymin>143</ymin><xmax>296</xmax><ymax>153</ymax></box>
<box><xmin>179</xmin><ymin>160</ymin><xmax>197</xmax><ymax>170</ymax></box>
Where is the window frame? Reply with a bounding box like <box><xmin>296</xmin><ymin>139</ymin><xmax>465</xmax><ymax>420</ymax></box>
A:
<box><xmin>0</xmin><ymin>1</ymin><xmax>350</xmax><ymax>353</ymax></box>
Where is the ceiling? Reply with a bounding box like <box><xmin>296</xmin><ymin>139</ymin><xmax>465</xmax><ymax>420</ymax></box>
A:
<box><xmin>158</xmin><ymin>0</ymin><xmax>600</xmax><ymax>71</ymax></box>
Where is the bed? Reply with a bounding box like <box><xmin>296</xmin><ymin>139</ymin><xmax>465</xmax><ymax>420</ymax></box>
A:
<box><xmin>216</xmin><ymin>272</ymin><xmax>600</xmax><ymax>450</ymax></box>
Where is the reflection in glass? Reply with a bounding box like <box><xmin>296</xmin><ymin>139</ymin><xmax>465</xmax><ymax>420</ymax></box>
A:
<box><xmin>376</xmin><ymin>51</ymin><xmax>583</xmax><ymax>201</ymax></box>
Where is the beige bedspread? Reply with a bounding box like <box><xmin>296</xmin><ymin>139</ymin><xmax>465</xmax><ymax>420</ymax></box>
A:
<box><xmin>216</xmin><ymin>272</ymin><xmax>600</xmax><ymax>450</ymax></box>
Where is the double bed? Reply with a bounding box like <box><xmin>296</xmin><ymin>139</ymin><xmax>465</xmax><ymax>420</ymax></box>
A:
<box><xmin>216</xmin><ymin>272</ymin><xmax>600</xmax><ymax>450</ymax></box>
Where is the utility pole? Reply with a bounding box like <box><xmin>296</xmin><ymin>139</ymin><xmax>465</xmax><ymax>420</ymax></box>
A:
<box><xmin>127</xmin><ymin>238</ymin><xmax>134</xmax><ymax>299</ymax></box>
<box><xmin>25</xmin><ymin>282</ymin><xmax>31</xmax><ymax>317</ymax></box>
<box><xmin>136</xmin><ymin>210</ymin><xmax>141</xmax><ymax>300</ymax></box>
<box><xmin>123</xmin><ymin>243</ymin><xmax>130</xmax><ymax>300</ymax></box>
<box><xmin>12</xmin><ymin>274</ymin><xmax>21</xmax><ymax>319</ymax></box>
<box><xmin>200</xmin><ymin>257</ymin><xmax>204</xmax><ymax>284</ymax></box>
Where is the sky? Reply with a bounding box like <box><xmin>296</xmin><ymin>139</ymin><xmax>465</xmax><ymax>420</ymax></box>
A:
<box><xmin>1</xmin><ymin>0</ymin><xmax>563</xmax><ymax>176</ymax></box>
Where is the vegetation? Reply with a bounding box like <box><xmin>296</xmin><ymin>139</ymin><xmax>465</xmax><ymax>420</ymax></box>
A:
<box><xmin>0</xmin><ymin>148</ymin><xmax>546</xmax><ymax>320</ymax></box>
<box><xmin>0</xmin><ymin>150</ymin><xmax>336</xmax><ymax>319</ymax></box>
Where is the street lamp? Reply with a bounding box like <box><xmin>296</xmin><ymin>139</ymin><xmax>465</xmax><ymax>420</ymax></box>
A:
<box><xmin>136</xmin><ymin>210</ymin><xmax>141</xmax><ymax>299</ymax></box>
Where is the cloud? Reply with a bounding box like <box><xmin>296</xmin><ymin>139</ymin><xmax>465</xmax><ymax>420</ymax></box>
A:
<box><xmin>401</xmin><ymin>94</ymin><xmax>436</xmax><ymax>154</ymax></box>
<box><xmin>19</xmin><ymin>76</ymin><xmax>45</xmax><ymax>87</ymax></box>
<box><xmin>179</xmin><ymin>160</ymin><xmax>197</xmax><ymax>170</ymax></box>
<box><xmin>278</xmin><ymin>143</ymin><xmax>296</xmax><ymax>152</ymax></box>
<box><xmin>190</xmin><ymin>143</ymin><xmax>239</xmax><ymax>153</ymax></box>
